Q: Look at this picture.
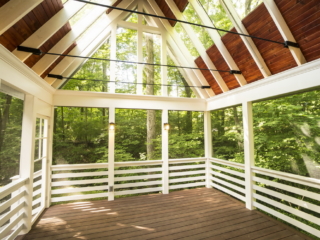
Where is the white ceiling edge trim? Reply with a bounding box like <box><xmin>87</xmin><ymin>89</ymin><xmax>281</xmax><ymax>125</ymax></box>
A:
<box><xmin>0</xmin><ymin>45</ymin><xmax>55</xmax><ymax>102</ymax></box>
<box><xmin>207</xmin><ymin>58</ymin><xmax>320</xmax><ymax>110</ymax></box>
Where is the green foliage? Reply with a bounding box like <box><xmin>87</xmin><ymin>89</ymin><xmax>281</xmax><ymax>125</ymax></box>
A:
<box><xmin>0</xmin><ymin>93</ymin><xmax>23</xmax><ymax>186</ymax></box>
<box><xmin>169</xmin><ymin>111</ymin><xmax>204</xmax><ymax>158</ymax></box>
<box><xmin>174</xmin><ymin>23</ymin><xmax>200</xmax><ymax>58</ymax></box>
<box><xmin>211</xmin><ymin>105</ymin><xmax>244</xmax><ymax>163</ymax></box>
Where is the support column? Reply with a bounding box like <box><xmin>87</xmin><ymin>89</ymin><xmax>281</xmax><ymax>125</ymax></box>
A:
<box><xmin>162</xmin><ymin>109</ymin><xmax>169</xmax><ymax>194</ymax></box>
<box><xmin>19</xmin><ymin>95</ymin><xmax>36</xmax><ymax>233</ymax></box>
<box><xmin>242</xmin><ymin>101</ymin><xmax>255</xmax><ymax>210</ymax></box>
<box><xmin>204</xmin><ymin>111</ymin><xmax>212</xmax><ymax>188</ymax></box>
<box><xmin>108</xmin><ymin>107</ymin><xmax>115</xmax><ymax>201</ymax></box>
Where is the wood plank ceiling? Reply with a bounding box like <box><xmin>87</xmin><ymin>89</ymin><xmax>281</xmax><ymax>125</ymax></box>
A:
<box><xmin>0</xmin><ymin>0</ymin><xmax>320</xmax><ymax>96</ymax></box>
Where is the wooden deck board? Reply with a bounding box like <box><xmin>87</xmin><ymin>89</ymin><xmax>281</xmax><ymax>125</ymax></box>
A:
<box><xmin>24</xmin><ymin>188</ymin><xmax>313</xmax><ymax>240</ymax></box>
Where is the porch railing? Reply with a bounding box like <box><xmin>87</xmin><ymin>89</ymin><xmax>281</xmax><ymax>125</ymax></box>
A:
<box><xmin>0</xmin><ymin>177</ymin><xmax>28</xmax><ymax>240</ymax></box>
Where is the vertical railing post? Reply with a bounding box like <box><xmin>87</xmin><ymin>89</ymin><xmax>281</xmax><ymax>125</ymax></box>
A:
<box><xmin>108</xmin><ymin>107</ymin><xmax>115</xmax><ymax>201</ymax></box>
<box><xmin>19</xmin><ymin>95</ymin><xmax>36</xmax><ymax>233</ymax></box>
<box><xmin>204</xmin><ymin>111</ymin><xmax>212</xmax><ymax>188</ymax></box>
<box><xmin>162</xmin><ymin>109</ymin><xmax>169</xmax><ymax>194</ymax></box>
<box><xmin>46</xmin><ymin>107</ymin><xmax>55</xmax><ymax>207</ymax></box>
<box><xmin>242</xmin><ymin>101</ymin><xmax>255</xmax><ymax>210</ymax></box>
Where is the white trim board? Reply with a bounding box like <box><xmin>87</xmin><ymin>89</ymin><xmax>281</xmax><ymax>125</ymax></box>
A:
<box><xmin>207</xmin><ymin>58</ymin><xmax>320</xmax><ymax>111</ymax></box>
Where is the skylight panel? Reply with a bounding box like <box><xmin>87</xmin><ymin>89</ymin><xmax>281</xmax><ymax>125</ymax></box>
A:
<box><xmin>174</xmin><ymin>23</ymin><xmax>200</xmax><ymax>59</ymax></box>
<box><xmin>183</xmin><ymin>3</ymin><xmax>214</xmax><ymax>49</ymax></box>
<box><xmin>198</xmin><ymin>0</ymin><xmax>234</xmax><ymax>36</ymax></box>
<box><xmin>231</xmin><ymin>0</ymin><xmax>263</xmax><ymax>19</ymax></box>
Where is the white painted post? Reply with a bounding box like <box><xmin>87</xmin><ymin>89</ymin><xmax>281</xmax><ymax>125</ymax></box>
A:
<box><xmin>109</xmin><ymin>24</ymin><xmax>117</xmax><ymax>93</ymax></box>
<box><xmin>204</xmin><ymin>111</ymin><xmax>212</xmax><ymax>188</ymax></box>
<box><xmin>162</xmin><ymin>109</ymin><xmax>169</xmax><ymax>194</ymax></box>
<box><xmin>45</xmin><ymin>107</ymin><xmax>55</xmax><ymax>207</ymax></box>
<box><xmin>242</xmin><ymin>101</ymin><xmax>255</xmax><ymax>210</ymax></box>
<box><xmin>41</xmin><ymin>117</ymin><xmax>48</xmax><ymax>209</ymax></box>
<box><xmin>108</xmin><ymin>107</ymin><xmax>115</xmax><ymax>201</ymax></box>
<box><xmin>19</xmin><ymin>95</ymin><xmax>36</xmax><ymax>234</ymax></box>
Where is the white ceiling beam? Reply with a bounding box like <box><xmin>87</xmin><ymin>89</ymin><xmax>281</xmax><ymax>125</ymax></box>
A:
<box><xmin>189</xmin><ymin>0</ymin><xmax>247</xmax><ymax>87</ymax></box>
<box><xmin>49</xmin><ymin>0</ymin><xmax>136</xmax><ymax>88</ymax></box>
<box><xmin>165</xmin><ymin>0</ymin><xmax>229</xmax><ymax>93</ymax></box>
<box><xmin>146</xmin><ymin>0</ymin><xmax>212</xmax><ymax>98</ymax></box>
<box><xmin>0</xmin><ymin>0</ymin><xmax>43</xmax><ymax>35</ymax></box>
<box><xmin>222</xmin><ymin>0</ymin><xmax>271</xmax><ymax>78</ymax></box>
<box><xmin>264</xmin><ymin>0</ymin><xmax>306</xmax><ymax>66</ymax></box>
<box><xmin>13</xmin><ymin>0</ymin><xmax>86</xmax><ymax>62</ymax></box>
<box><xmin>31</xmin><ymin>4</ymin><xmax>107</xmax><ymax>76</ymax></box>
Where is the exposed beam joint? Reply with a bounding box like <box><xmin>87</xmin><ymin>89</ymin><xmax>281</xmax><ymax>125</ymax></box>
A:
<box><xmin>264</xmin><ymin>0</ymin><xmax>306</xmax><ymax>66</ymax></box>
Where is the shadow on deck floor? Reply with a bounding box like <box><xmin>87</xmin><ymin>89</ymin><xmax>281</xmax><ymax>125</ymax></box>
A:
<box><xmin>23</xmin><ymin>188</ymin><xmax>313</xmax><ymax>240</ymax></box>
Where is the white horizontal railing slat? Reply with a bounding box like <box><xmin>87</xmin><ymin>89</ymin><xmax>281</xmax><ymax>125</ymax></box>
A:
<box><xmin>169</xmin><ymin>170</ymin><xmax>205</xmax><ymax>177</ymax></box>
<box><xmin>115</xmin><ymin>168</ymin><xmax>162</xmax><ymax>174</ymax></box>
<box><xmin>33</xmin><ymin>170</ymin><xmax>42</xmax><ymax>179</ymax></box>
<box><xmin>210</xmin><ymin>165</ymin><xmax>245</xmax><ymax>178</ymax></box>
<box><xmin>52</xmin><ymin>171</ymin><xmax>108</xmax><ymax>179</ymax></box>
<box><xmin>114</xmin><ymin>187</ymin><xmax>162</xmax><ymax>196</ymax></box>
<box><xmin>115</xmin><ymin>160</ymin><xmax>163</xmax><ymax>167</ymax></box>
<box><xmin>51</xmin><ymin>192</ymin><xmax>107</xmax><ymax>203</ymax></box>
<box><xmin>254</xmin><ymin>202</ymin><xmax>320</xmax><ymax>237</ymax></box>
<box><xmin>211</xmin><ymin>183</ymin><xmax>245</xmax><ymax>202</ymax></box>
<box><xmin>32</xmin><ymin>207</ymin><xmax>41</xmax><ymax>216</ymax></box>
<box><xmin>0</xmin><ymin>178</ymin><xmax>27</xmax><ymax>200</ymax></box>
<box><xmin>0</xmin><ymin>213</ymin><xmax>24</xmax><ymax>240</ymax></box>
<box><xmin>52</xmin><ymin>185</ymin><xmax>108</xmax><ymax>195</ymax></box>
<box><xmin>253</xmin><ymin>193</ymin><xmax>320</xmax><ymax>224</ymax></box>
<box><xmin>0</xmin><ymin>201</ymin><xmax>24</xmax><ymax>227</ymax></box>
<box><xmin>4</xmin><ymin>222</ymin><xmax>25</xmax><ymax>240</ymax></box>
<box><xmin>0</xmin><ymin>191</ymin><xmax>25</xmax><ymax>213</ymax></box>
<box><xmin>169</xmin><ymin>158</ymin><xmax>206</xmax><ymax>164</ymax></box>
<box><xmin>253</xmin><ymin>185</ymin><xmax>320</xmax><ymax>213</ymax></box>
<box><xmin>115</xmin><ymin>174</ymin><xmax>162</xmax><ymax>181</ymax></box>
<box><xmin>169</xmin><ymin>176</ymin><xmax>205</xmax><ymax>183</ymax></box>
<box><xmin>115</xmin><ymin>181</ymin><xmax>162</xmax><ymax>189</ymax></box>
<box><xmin>210</xmin><ymin>170</ymin><xmax>245</xmax><ymax>186</ymax></box>
<box><xmin>253</xmin><ymin>176</ymin><xmax>320</xmax><ymax>201</ymax></box>
<box><xmin>33</xmin><ymin>180</ymin><xmax>42</xmax><ymax>188</ymax></box>
<box><xmin>209</xmin><ymin>158</ymin><xmax>245</xmax><ymax>169</ymax></box>
<box><xmin>32</xmin><ymin>197</ymin><xmax>41</xmax><ymax>207</ymax></box>
<box><xmin>52</xmin><ymin>163</ymin><xmax>108</xmax><ymax>171</ymax></box>
<box><xmin>169</xmin><ymin>182</ymin><xmax>205</xmax><ymax>190</ymax></box>
<box><xmin>210</xmin><ymin>176</ymin><xmax>245</xmax><ymax>194</ymax></box>
<box><xmin>32</xmin><ymin>188</ymin><xmax>41</xmax><ymax>198</ymax></box>
<box><xmin>169</xmin><ymin>164</ymin><xmax>205</xmax><ymax>171</ymax></box>
<box><xmin>52</xmin><ymin>178</ymin><xmax>109</xmax><ymax>187</ymax></box>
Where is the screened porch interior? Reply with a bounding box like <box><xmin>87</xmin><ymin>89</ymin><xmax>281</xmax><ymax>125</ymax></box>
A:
<box><xmin>0</xmin><ymin>0</ymin><xmax>320</xmax><ymax>239</ymax></box>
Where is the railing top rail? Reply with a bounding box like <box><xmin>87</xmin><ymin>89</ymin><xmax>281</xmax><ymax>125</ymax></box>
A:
<box><xmin>0</xmin><ymin>177</ymin><xmax>28</xmax><ymax>200</ymax></box>
<box><xmin>33</xmin><ymin>170</ymin><xmax>42</xmax><ymax>178</ymax></box>
<box><xmin>252</xmin><ymin>166</ymin><xmax>320</xmax><ymax>189</ymax></box>
<box><xmin>52</xmin><ymin>163</ymin><xmax>109</xmax><ymax>171</ymax></box>
<box><xmin>115</xmin><ymin>160</ymin><xmax>163</xmax><ymax>167</ymax></box>
<box><xmin>209</xmin><ymin>158</ymin><xmax>245</xmax><ymax>169</ymax></box>
<box><xmin>169</xmin><ymin>157</ymin><xmax>206</xmax><ymax>164</ymax></box>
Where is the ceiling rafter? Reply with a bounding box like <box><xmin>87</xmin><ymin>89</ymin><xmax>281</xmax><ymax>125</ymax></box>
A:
<box><xmin>189</xmin><ymin>0</ymin><xmax>247</xmax><ymax>87</ymax></box>
<box><xmin>165</xmin><ymin>0</ymin><xmax>229</xmax><ymax>93</ymax></box>
<box><xmin>221</xmin><ymin>0</ymin><xmax>271</xmax><ymax>78</ymax></box>
<box><xmin>264</xmin><ymin>0</ymin><xmax>306</xmax><ymax>66</ymax></box>
<box><xmin>147</xmin><ymin>0</ymin><xmax>213</xmax><ymax>98</ymax></box>
<box><xmin>0</xmin><ymin>0</ymin><xmax>43</xmax><ymax>35</ymax></box>
<box><xmin>31</xmin><ymin>2</ymin><xmax>109</xmax><ymax>76</ymax></box>
<box><xmin>13</xmin><ymin>0</ymin><xmax>86</xmax><ymax>62</ymax></box>
<box><xmin>49</xmin><ymin>0</ymin><xmax>136</xmax><ymax>88</ymax></box>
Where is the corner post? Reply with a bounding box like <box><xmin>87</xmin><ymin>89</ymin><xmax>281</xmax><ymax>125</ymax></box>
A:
<box><xmin>19</xmin><ymin>95</ymin><xmax>36</xmax><ymax>233</ymax></box>
<box><xmin>242</xmin><ymin>101</ymin><xmax>255</xmax><ymax>210</ymax></box>
<box><xmin>204</xmin><ymin>111</ymin><xmax>212</xmax><ymax>188</ymax></box>
<box><xmin>108</xmin><ymin>107</ymin><xmax>115</xmax><ymax>201</ymax></box>
<box><xmin>162</xmin><ymin>109</ymin><xmax>169</xmax><ymax>194</ymax></box>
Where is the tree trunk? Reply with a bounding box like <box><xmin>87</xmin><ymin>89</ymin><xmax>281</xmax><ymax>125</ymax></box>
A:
<box><xmin>145</xmin><ymin>33</ymin><xmax>156</xmax><ymax>160</ymax></box>
<box><xmin>0</xmin><ymin>95</ymin><xmax>12</xmax><ymax>152</ymax></box>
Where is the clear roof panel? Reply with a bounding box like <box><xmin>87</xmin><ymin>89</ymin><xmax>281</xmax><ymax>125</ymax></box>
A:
<box><xmin>183</xmin><ymin>3</ymin><xmax>214</xmax><ymax>49</ymax></box>
<box><xmin>198</xmin><ymin>0</ymin><xmax>234</xmax><ymax>36</ymax></box>
<box><xmin>174</xmin><ymin>23</ymin><xmax>200</xmax><ymax>59</ymax></box>
<box><xmin>231</xmin><ymin>0</ymin><xmax>263</xmax><ymax>19</ymax></box>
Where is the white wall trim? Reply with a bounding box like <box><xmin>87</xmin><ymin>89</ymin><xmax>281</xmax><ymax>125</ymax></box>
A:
<box><xmin>207</xmin><ymin>58</ymin><xmax>320</xmax><ymax>110</ymax></box>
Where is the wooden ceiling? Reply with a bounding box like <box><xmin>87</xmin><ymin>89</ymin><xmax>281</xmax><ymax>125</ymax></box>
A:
<box><xmin>0</xmin><ymin>0</ymin><xmax>320</xmax><ymax>97</ymax></box>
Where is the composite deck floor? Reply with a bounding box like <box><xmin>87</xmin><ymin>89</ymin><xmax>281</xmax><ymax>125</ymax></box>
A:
<box><xmin>24</xmin><ymin>188</ymin><xmax>312</xmax><ymax>240</ymax></box>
